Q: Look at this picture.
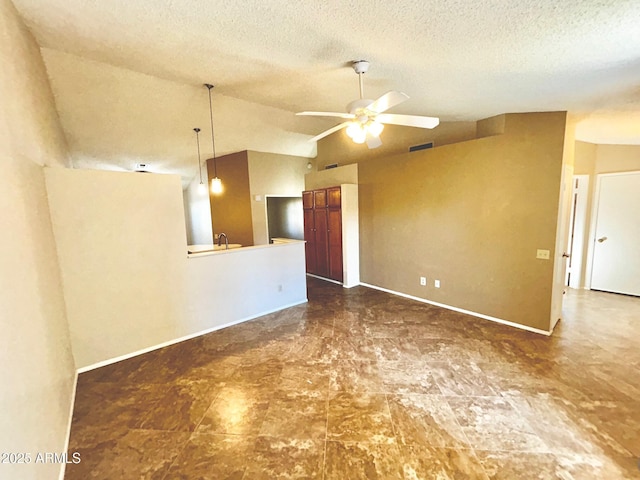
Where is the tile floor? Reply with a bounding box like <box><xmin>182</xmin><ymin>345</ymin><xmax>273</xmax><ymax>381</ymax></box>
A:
<box><xmin>65</xmin><ymin>278</ymin><xmax>640</xmax><ymax>479</ymax></box>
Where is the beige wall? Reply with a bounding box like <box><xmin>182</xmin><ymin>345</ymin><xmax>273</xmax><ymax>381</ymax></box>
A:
<box><xmin>208</xmin><ymin>151</ymin><xmax>254</xmax><ymax>246</ymax></box>
<box><xmin>44</xmin><ymin>168</ymin><xmax>307</xmax><ymax>369</ymax></box>
<box><xmin>247</xmin><ymin>151</ymin><xmax>311</xmax><ymax>245</ymax></box>
<box><xmin>574</xmin><ymin>141</ymin><xmax>597</xmax><ymax>175</ymax></box>
<box><xmin>184</xmin><ymin>160</ymin><xmax>214</xmax><ymax>245</ymax></box>
<box><xmin>595</xmin><ymin>144</ymin><xmax>640</xmax><ymax>173</ymax></box>
<box><xmin>316</xmin><ymin>121</ymin><xmax>477</xmax><ymax>170</ymax></box>
<box><xmin>576</xmin><ymin>142</ymin><xmax>640</xmax><ymax>176</ymax></box>
<box><xmin>0</xmin><ymin>1</ymin><xmax>76</xmax><ymax>478</ymax></box>
<box><xmin>46</xmin><ymin>169</ymin><xmax>189</xmax><ymax>367</ymax></box>
<box><xmin>305</xmin><ymin>163</ymin><xmax>358</xmax><ymax>190</ymax></box>
<box><xmin>357</xmin><ymin>112</ymin><xmax>568</xmax><ymax>332</ymax></box>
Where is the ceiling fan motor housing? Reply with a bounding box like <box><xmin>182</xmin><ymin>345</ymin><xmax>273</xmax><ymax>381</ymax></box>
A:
<box><xmin>352</xmin><ymin>60</ymin><xmax>370</xmax><ymax>74</ymax></box>
<box><xmin>347</xmin><ymin>98</ymin><xmax>374</xmax><ymax>115</ymax></box>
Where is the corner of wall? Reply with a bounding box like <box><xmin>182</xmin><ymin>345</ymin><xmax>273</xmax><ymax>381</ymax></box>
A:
<box><xmin>1</xmin><ymin>2</ymin><xmax>78</xmax><ymax>476</ymax></box>
<box><xmin>476</xmin><ymin>114</ymin><xmax>505</xmax><ymax>138</ymax></box>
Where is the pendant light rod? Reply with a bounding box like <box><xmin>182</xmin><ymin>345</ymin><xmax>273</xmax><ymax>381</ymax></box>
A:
<box><xmin>358</xmin><ymin>72</ymin><xmax>364</xmax><ymax>100</ymax></box>
<box><xmin>204</xmin><ymin>83</ymin><xmax>218</xmax><ymax>178</ymax></box>
<box><xmin>193</xmin><ymin>127</ymin><xmax>203</xmax><ymax>184</ymax></box>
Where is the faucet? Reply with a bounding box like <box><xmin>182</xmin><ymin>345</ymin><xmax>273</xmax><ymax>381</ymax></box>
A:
<box><xmin>217</xmin><ymin>232</ymin><xmax>228</xmax><ymax>249</ymax></box>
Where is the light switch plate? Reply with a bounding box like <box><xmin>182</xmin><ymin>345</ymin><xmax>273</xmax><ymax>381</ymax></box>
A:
<box><xmin>536</xmin><ymin>249</ymin><xmax>550</xmax><ymax>260</ymax></box>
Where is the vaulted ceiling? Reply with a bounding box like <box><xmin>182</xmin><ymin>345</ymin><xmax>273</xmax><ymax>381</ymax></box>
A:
<box><xmin>12</xmin><ymin>0</ymin><xmax>640</xmax><ymax>184</ymax></box>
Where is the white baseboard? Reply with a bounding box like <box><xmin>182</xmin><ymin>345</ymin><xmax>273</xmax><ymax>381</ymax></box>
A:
<box><xmin>359</xmin><ymin>282</ymin><xmax>552</xmax><ymax>336</ymax></box>
<box><xmin>77</xmin><ymin>299</ymin><xmax>308</xmax><ymax>373</ymax></box>
<box><xmin>59</xmin><ymin>370</ymin><xmax>78</xmax><ymax>480</ymax></box>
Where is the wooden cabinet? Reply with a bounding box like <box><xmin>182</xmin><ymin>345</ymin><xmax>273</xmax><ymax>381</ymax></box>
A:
<box><xmin>303</xmin><ymin>186</ymin><xmax>343</xmax><ymax>282</ymax></box>
<box><xmin>327</xmin><ymin>207</ymin><xmax>343</xmax><ymax>280</ymax></box>
<box><xmin>327</xmin><ymin>187</ymin><xmax>341</xmax><ymax>208</ymax></box>
<box><xmin>314</xmin><ymin>189</ymin><xmax>327</xmax><ymax>208</ymax></box>
<box><xmin>314</xmin><ymin>208</ymin><xmax>330</xmax><ymax>277</ymax></box>
<box><xmin>302</xmin><ymin>191</ymin><xmax>314</xmax><ymax>210</ymax></box>
<box><xmin>303</xmin><ymin>208</ymin><xmax>316</xmax><ymax>273</ymax></box>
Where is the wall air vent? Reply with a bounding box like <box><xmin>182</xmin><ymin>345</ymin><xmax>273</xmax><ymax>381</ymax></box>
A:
<box><xmin>409</xmin><ymin>142</ymin><xmax>434</xmax><ymax>152</ymax></box>
<box><xmin>325</xmin><ymin>163</ymin><xmax>338</xmax><ymax>169</ymax></box>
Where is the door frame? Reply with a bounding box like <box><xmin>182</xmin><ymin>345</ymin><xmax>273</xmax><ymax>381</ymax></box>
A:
<box><xmin>550</xmin><ymin>163</ymin><xmax>574</xmax><ymax>331</ymax></box>
<box><xmin>565</xmin><ymin>175</ymin><xmax>589</xmax><ymax>288</ymax></box>
<box><xmin>585</xmin><ymin>170</ymin><xmax>640</xmax><ymax>290</ymax></box>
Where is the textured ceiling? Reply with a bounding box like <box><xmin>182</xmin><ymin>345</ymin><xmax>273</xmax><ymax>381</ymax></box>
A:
<box><xmin>12</xmin><ymin>0</ymin><xmax>640</xmax><ymax>183</ymax></box>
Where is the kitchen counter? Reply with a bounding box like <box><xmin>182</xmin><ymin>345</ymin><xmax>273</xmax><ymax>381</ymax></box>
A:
<box><xmin>187</xmin><ymin>240</ymin><xmax>305</xmax><ymax>258</ymax></box>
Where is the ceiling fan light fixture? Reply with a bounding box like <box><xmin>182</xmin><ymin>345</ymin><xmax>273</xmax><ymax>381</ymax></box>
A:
<box><xmin>346</xmin><ymin>122</ymin><xmax>360</xmax><ymax>139</ymax></box>
<box><xmin>352</xmin><ymin>129</ymin><xmax>367</xmax><ymax>144</ymax></box>
<box><xmin>368</xmin><ymin>120</ymin><xmax>384</xmax><ymax>137</ymax></box>
<box><xmin>297</xmin><ymin>60</ymin><xmax>439</xmax><ymax>150</ymax></box>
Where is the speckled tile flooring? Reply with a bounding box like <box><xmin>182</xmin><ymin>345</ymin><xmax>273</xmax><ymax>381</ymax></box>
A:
<box><xmin>65</xmin><ymin>278</ymin><xmax>640</xmax><ymax>479</ymax></box>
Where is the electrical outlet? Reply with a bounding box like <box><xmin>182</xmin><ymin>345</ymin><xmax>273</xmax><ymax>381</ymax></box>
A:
<box><xmin>420</xmin><ymin>277</ymin><xmax>426</xmax><ymax>286</ymax></box>
<box><xmin>536</xmin><ymin>249</ymin><xmax>550</xmax><ymax>260</ymax></box>
<box><xmin>435</xmin><ymin>279</ymin><xmax>441</xmax><ymax>288</ymax></box>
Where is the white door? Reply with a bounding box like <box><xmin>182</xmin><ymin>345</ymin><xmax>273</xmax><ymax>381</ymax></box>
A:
<box><xmin>590</xmin><ymin>172</ymin><xmax>640</xmax><ymax>296</ymax></box>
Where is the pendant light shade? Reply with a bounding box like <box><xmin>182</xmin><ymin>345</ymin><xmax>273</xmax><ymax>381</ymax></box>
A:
<box><xmin>205</xmin><ymin>83</ymin><xmax>223</xmax><ymax>195</ymax></box>
<box><xmin>210</xmin><ymin>177</ymin><xmax>223</xmax><ymax>194</ymax></box>
<box><xmin>193</xmin><ymin>127</ymin><xmax>206</xmax><ymax>194</ymax></box>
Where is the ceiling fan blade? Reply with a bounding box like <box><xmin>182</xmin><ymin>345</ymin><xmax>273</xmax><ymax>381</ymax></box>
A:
<box><xmin>366</xmin><ymin>135</ymin><xmax>382</xmax><ymax>149</ymax></box>
<box><xmin>366</xmin><ymin>91</ymin><xmax>409</xmax><ymax>114</ymax></box>
<box><xmin>308</xmin><ymin>122</ymin><xmax>350</xmax><ymax>143</ymax></box>
<box><xmin>376</xmin><ymin>113</ymin><xmax>440</xmax><ymax>129</ymax></box>
<box><xmin>297</xmin><ymin>111</ymin><xmax>355</xmax><ymax>119</ymax></box>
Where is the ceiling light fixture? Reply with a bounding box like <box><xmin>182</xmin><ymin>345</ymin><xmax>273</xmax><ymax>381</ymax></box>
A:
<box><xmin>193</xmin><ymin>127</ymin><xmax>206</xmax><ymax>194</ymax></box>
<box><xmin>205</xmin><ymin>83</ymin><xmax>223</xmax><ymax>195</ymax></box>
<box><xmin>345</xmin><ymin>119</ymin><xmax>384</xmax><ymax>144</ymax></box>
<box><xmin>297</xmin><ymin>60</ymin><xmax>438</xmax><ymax>149</ymax></box>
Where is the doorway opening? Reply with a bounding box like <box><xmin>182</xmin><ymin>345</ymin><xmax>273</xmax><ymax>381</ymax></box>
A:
<box><xmin>265</xmin><ymin>196</ymin><xmax>304</xmax><ymax>243</ymax></box>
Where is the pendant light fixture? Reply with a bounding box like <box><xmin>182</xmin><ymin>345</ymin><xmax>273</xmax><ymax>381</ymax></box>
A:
<box><xmin>193</xmin><ymin>127</ymin><xmax>206</xmax><ymax>194</ymax></box>
<box><xmin>205</xmin><ymin>83</ymin><xmax>223</xmax><ymax>195</ymax></box>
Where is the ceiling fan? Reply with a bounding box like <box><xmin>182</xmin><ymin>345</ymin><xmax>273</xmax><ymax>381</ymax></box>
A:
<box><xmin>297</xmin><ymin>60</ymin><xmax>439</xmax><ymax>149</ymax></box>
